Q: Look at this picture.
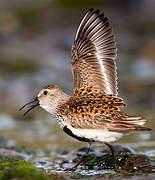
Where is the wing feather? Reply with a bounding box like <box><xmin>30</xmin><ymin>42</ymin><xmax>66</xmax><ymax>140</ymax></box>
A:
<box><xmin>69</xmin><ymin>113</ymin><xmax>151</xmax><ymax>132</ymax></box>
<box><xmin>72</xmin><ymin>9</ymin><xmax>118</xmax><ymax>95</ymax></box>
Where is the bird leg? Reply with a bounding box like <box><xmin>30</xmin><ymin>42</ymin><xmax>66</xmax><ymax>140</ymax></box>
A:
<box><xmin>66</xmin><ymin>143</ymin><xmax>91</xmax><ymax>171</ymax></box>
<box><xmin>104</xmin><ymin>142</ymin><xmax>118</xmax><ymax>171</ymax></box>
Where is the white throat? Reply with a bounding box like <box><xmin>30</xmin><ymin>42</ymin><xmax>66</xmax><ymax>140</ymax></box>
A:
<box><xmin>39</xmin><ymin>93</ymin><xmax>70</xmax><ymax>115</ymax></box>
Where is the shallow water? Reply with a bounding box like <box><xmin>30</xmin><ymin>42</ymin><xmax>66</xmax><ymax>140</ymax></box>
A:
<box><xmin>0</xmin><ymin>114</ymin><xmax>154</xmax><ymax>179</ymax></box>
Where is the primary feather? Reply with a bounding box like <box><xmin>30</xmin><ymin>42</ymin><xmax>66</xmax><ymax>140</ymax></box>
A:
<box><xmin>72</xmin><ymin>8</ymin><xmax>117</xmax><ymax>95</ymax></box>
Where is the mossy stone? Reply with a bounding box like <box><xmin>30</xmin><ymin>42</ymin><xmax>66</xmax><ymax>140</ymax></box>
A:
<box><xmin>74</xmin><ymin>152</ymin><xmax>132</xmax><ymax>170</ymax></box>
<box><xmin>0</xmin><ymin>154</ymin><xmax>50</xmax><ymax>180</ymax></box>
<box><xmin>123</xmin><ymin>154</ymin><xmax>152</xmax><ymax>173</ymax></box>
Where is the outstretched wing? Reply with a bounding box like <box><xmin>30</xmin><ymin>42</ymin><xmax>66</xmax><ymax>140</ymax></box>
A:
<box><xmin>72</xmin><ymin>8</ymin><xmax>117</xmax><ymax>95</ymax></box>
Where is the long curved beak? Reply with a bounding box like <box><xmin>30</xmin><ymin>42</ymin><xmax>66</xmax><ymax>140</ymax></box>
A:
<box><xmin>19</xmin><ymin>97</ymin><xmax>39</xmax><ymax>116</ymax></box>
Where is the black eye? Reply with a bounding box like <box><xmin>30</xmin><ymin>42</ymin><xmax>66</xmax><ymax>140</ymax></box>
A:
<box><xmin>43</xmin><ymin>90</ymin><xmax>48</xmax><ymax>95</ymax></box>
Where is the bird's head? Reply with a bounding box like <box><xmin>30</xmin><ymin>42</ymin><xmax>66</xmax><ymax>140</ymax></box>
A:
<box><xmin>19</xmin><ymin>85</ymin><xmax>67</xmax><ymax>115</ymax></box>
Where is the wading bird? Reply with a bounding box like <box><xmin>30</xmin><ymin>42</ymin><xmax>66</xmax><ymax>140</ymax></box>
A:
<box><xmin>20</xmin><ymin>8</ymin><xmax>151</xmax><ymax>171</ymax></box>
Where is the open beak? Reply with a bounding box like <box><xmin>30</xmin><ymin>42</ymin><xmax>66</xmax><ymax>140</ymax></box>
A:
<box><xmin>19</xmin><ymin>97</ymin><xmax>39</xmax><ymax>116</ymax></box>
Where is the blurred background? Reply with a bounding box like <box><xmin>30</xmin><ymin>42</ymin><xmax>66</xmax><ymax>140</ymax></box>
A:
<box><xmin>0</xmin><ymin>0</ymin><xmax>154</xmax><ymax>154</ymax></box>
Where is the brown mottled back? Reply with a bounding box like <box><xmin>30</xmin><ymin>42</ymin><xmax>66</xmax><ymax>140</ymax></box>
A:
<box><xmin>57</xmin><ymin>86</ymin><xmax>150</xmax><ymax>132</ymax></box>
<box><xmin>64</xmin><ymin>86</ymin><xmax>126</xmax><ymax>119</ymax></box>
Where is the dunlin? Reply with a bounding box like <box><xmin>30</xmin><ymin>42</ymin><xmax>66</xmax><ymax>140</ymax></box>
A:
<box><xmin>20</xmin><ymin>9</ymin><xmax>151</xmax><ymax>170</ymax></box>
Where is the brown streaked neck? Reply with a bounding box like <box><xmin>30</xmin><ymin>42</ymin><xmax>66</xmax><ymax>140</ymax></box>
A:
<box><xmin>51</xmin><ymin>91</ymin><xmax>70</xmax><ymax>115</ymax></box>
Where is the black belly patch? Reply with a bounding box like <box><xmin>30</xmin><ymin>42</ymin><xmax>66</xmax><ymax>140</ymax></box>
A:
<box><xmin>63</xmin><ymin>126</ymin><xmax>91</xmax><ymax>142</ymax></box>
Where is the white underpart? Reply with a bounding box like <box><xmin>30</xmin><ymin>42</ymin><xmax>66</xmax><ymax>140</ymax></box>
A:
<box><xmin>67</xmin><ymin>124</ymin><xmax>123</xmax><ymax>143</ymax></box>
<box><xmin>96</xmin><ymin>54</ymin><xmax>112</xmax><ymax>94</ymax></box>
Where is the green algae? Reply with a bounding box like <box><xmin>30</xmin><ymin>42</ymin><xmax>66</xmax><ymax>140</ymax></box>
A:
<box><xmin>74</xmin><ymin>152</ymin><xmax>132</xmax><ymax>170</ymax></box>
<box><xmin>74</xmin><ymin>152</ymin><xmax>152</xmax><ymax>173</ymax></box>
<box><xmin>0</xmin><ymin>154</ymin><xmax>23</xmax><ymax>163</ymax></box>
<box><xmin>0</xmin><ymin>155</ymin><xmax>50</xmax><ymax>180</ymax></box>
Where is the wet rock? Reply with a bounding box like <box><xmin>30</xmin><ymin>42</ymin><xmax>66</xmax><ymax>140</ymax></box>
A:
<box><xmin>73</xmin><ymin>145</ymin><xmax>135</xmax><ymax>170</ymax></box>
<box><xmin>122</xmin><ymin>154</ymin><xmax>152</xmax><ymax>173</ymax></box>
<box><xmin>72</xmin><ymin>145</ymin><xmax>154</xmax><ymax>171</ymax></box>
<box><xmin>84</xmin><ymin>154</ymin><xmax>115</xmax><ymax>170</ymax></box>
<box><xmin>73</xmin><ymin>151</ymin><xmax>132</xmax><ymax>170</ymax></box>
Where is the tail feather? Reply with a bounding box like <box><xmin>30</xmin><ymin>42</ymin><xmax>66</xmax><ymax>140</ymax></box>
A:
<box><xmin>124</xmin><ymin>117</ymin><xmax>147</xmax><ymax>126</ymax></box>
<box><xmin>133</xmin><ymin>126</ymin><xmax>151</xmax><ymax>131</ymax></box>
<box><xmin>123</xmin><ymin>115</ymin><xmax>152</xmax><ymax>131</ymax></box>
<box><xmin>109</xmin><ymin>112</ymin><xmax>152</xmax><ymax>132</ymax></box>
<box><xmin>117</xmin><ymin>111</ymin><xmax>150</xmax><ymax>126</ymax></box>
